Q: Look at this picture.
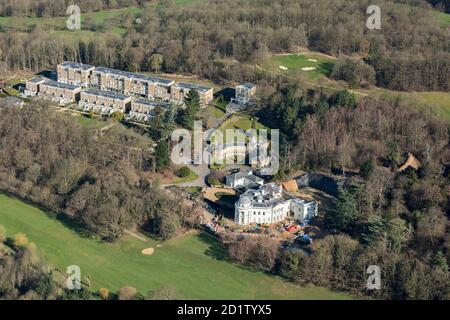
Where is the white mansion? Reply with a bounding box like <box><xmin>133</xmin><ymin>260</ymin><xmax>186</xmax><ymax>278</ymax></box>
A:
<box><xmin>234</xmin><ymin>182</ymin><xmax>318</xmax><ymax>225</ymax></box>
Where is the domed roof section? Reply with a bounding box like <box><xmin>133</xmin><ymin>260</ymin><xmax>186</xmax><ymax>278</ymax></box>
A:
<box><xmin>237</xmin><ymin>196</ymin><xmax>252</xmax><ymax>208</ymax></box>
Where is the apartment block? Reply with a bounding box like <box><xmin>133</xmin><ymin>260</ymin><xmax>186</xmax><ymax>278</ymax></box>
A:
<box><xmin>57</xmin><ymin>61</ymin><xmax>95</xmax><ymax>87</ymax></box>
<box><xmin>171</xmin><ymin>82</ymin><xmax>214</xmax><ymax>107</ymax></box>
<box><xmin>25</xmin><ymin>77</ymin><xmax>46</xmax><ymax>96</ymax></box>
<box><xmin>38</xmin><ymin>80</ymin><xmax>82</xmax><ymax>102</ymax></box>
<box><xmin>129</xmin><ymin>98</ymin><xmax>172</xmax><ymax>122</ymax></box>
<box><xmin>232</xmin><ymin>83</ymin><xmax>257</xmax><ymax>105</ymax></box>
<box><xmin>90</xmin><ymin>67</ymin><xmax>175</xmax><ymax>101</ymax></box>
<box><xmin>79</xmin><ymin>89</ymin><xmax>132</xmax><ymax>114</ymax></box>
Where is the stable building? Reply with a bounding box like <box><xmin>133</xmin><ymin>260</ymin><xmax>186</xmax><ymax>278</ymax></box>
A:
<box><xmin>211</xmin><ymin>138</ymin><xmax>271</xmax><ymax>169</ymax></box>
<box><xmin>171</xmin><ymin>82</ymin><xmax>214</xmax><ymax>107</ymax></box>
<box><xmin>57</xmin><ymin>61</ymin><xmax>95</xmax><ymax>87</ymax></box>
<box><xmin>79</xmin><ymin>89</ymin><xmax>131</xmax><ymax>115</ymax></box>
<box><xmin>225</xmin><ymin>170</ymin><xmax>264</xmax><ymax>189</ymax></box>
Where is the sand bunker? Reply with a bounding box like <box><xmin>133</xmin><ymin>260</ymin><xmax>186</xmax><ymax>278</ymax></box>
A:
<box><xmin>307</xmin><ymin>59</ymin><xmax>318</xmax><ymax>62</ymax></box>
<box><xmin>141</xmin><ymin>248</ymin><xmax>155</xmax><ymax>255</ymax></box>
<box><xmin>302</xmin><ymin>67</ymin><xmax>317</xmax><ymax>71</ymax></box>
<box><xmin>279</xmin><ymin>65</ymin><xmax>288</xmax><ymax>71</ymax></box>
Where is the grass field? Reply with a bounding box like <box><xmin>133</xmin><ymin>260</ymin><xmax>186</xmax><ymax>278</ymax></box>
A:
<box><xmin>172</xmin><ymin>168</ymin><xmax>199</xmax><ymax>183</ymax></box>
<box><xmin>436</xmin><ymin>11</ymin><xmax>450</xmax><ymax>26</ymax></box>
<box><xmin>75</xmin><ymin>115</ymin><xmax>109</xmax><ymax>129</ymax></box>
<box><xmin>206</xmin><ymin>105</ymin><xmax>227</xmax><ymax>119</ymax></box>
<box><xmin>265</xmin><ymin>54</ymin><xmax>336</xmax><ymax>80</ymax></box>
<box><xmin>221</xmin><ymin>114</ymin><xmax>268</xmax><ymax>132</ymax></box>
<box><xmin>0</xmin><ymin>193</ymin><xmax>351</xmax><ymax>299</ymax></box>
<box><xmin>0</xmin><ymin>0</ymin><xmax>202</xmax><ymax>37</ymax></box>
<box><xmin>370</xmin><ymin>88</ymin><xmax>450</xmax><ymax>122</ymax></box>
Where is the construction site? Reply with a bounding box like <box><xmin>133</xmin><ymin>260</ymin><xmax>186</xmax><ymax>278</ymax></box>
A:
<box><xmin>201</xmin><ymin>171</ymin><xmax>342</xmax><ymax>247</ymax></box>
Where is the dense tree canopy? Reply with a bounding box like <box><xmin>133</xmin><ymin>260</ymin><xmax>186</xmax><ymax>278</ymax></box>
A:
<box><xmin>0</xmin><ymin>0</ymin><xmax>448</xmax><ymax>91</ymax></box>
<box><xmin>0</xmin><ymin>101</ymin><xmax>203</xmax><ymax>240</ymax></box>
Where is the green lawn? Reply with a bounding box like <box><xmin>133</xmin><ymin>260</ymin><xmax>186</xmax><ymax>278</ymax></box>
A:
<box><xmin>172</xmin><ymin>168</ymin><xmax>199</xmax><ymax>184</ymax></box>
<box><xmin>207</xmin><ymin>105</ymin><xmax>226</xmax><ymax>119</ymax></box>
<box><xmin>0</xmin><ymin>193</ymin><xmax>351</xmax><ymax>299</ymax></box>
<box><xmin>265</xmin><ymin>54</ymin><xmax>336</xmax><ymax>80</ymax></box>
<box><xmin>75</xmin><ymin>115</ymin><xmax>109</xmax><ymax>129</ymax></box>
<box><xmin>0</xmin><ymin>0</ymin><xmax>202</xmax><ymax>36</ymax></box>
<box><xmin>370</xmin><ymin>88</ymin><xmax>450</xmax><ymax>122</ymax></box>
<box><xmin>221</xmin><ymin>114</ymin><xmax>268</xmax><ymax>132</ymax></box>
<box><xmin>436</xmin><ymin>11</ymin><xmax>450</xmax><ymax>26</ymax></box>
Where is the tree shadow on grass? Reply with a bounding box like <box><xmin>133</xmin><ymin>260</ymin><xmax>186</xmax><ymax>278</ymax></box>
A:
<box><xmin>54</xmin><ymin>213</ymin><xmax>94</xmax><ymax>239</ymax></box>
<box><xmin>319</xmin><ymin>61</ymin><xmax>335</xmax><ymax>77</ymax></box>
<box><xmin>0</xmin><ymin>191</ymin><xmax>95</xmax><ymax>240</ymax></box>
<box><xmin>195</xmin><ymin>231</ymin><xmax>230</xmax><ymax>262</ymax></box>
<box><xmin>195</xmin><ymin>230</ymin><xmax>276</xmax><ymax>275</ymax></box>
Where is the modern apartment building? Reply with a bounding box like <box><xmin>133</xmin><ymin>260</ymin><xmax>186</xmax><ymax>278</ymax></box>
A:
<box><xmin>90</xmin><ymin>67</ymin><xmax>175</xmax><ymax>101</ymax></box>
<box><xmin>130</xmin><ymin>98</ymin><xmax>172</xmax><ymax>122</ymax></box>
<box><xmin>79</xmin><ymin>89</ymin><xmax>132</xmax><ymax>114</ymax></box>
<box><xmin>232</xmin><ymin>83</ymin><xmax>257</xmax><ymax>105</ymax></box>
<box><xmin>38</xmin><ymin>79</ymin><xmax>82</xmax><ymax>102</ymax></box>
<box><xmin>25</xmin><ymin>77</ymin><xmax>46</xmax><ymax>96</ymax></box>
<box><xmin>55</xmin><ymin>62</ymin><xmax>215</xmax><ymax>107</ymax></box>
<box><xmin>171</xmin><ymin>82</ymin><xmax>214</xmax><ymax>107</ymax></box>
<box><xmin>57</xmin><ymin>61</ymin><xmax>95</xmax><ymax>87</ymax></box>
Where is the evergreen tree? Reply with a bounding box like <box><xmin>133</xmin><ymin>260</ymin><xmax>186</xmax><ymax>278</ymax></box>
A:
<box><xmin>431</xmin><ymin>251</ymin><xmax>449</xmax><ymax>273</ymax></box>
<box><xmin>155</xmin><ymin>140</ymin><xmax>170</xmax><ymax>170</ymax></box>
<box><xmin>327</xmin><ymin>186</ymin><xmax>361</xmax><ymax>232</ymax></box>
<box><xmin>332</xmin><ymin>90</ymin><xmax>356</xmax><ymax>109</ymax></box>
<box><xmin>177</xmin><ymin>90</ymin><xmax>200</xmax><ymax>130</ymax></box>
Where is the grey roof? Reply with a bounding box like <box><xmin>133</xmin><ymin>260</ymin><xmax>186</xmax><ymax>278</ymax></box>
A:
<box><xmin>82</xmin><ymin>89</ymin><xmax>131</xmax><ymax>101</ymax></box>
<box><xmin>228</xmin><ymin>171</ymin><xmax>263</xmax><ymax>186</ymax></box>
<box><xmin>175</xmin><ymin>82</ymin><xmax>213</xmax><ymax>93</ymax></box>
<box><xmin>237</xmin><ymin>83</ymin><xmax>256</xmax><ymax>90</ymax></box>
<box><xmin>59</xmin><ymin>61</ymin><xmax>95</xmax><ymax>71</ymax></box>
<box><xmin>228</xmin><ymin>170</ymin><xmax>253</xmax><ymax>181</ymax></box>
<box><xmin>94</xmin><ymin>67</ymin><xmax>174</xmax><ymax>87</ymax></box>
<box><xmin>27</xmin><ymin>77</ymin><xmax>46</xmax><ymax>84</ymax></box>
<box><xmin>42</xmin><ymin>79</ymin><xmax>81</xmax><ymax>91</ymax></box>
<box><xmin>247</xmin><ymin>175</ymin><xmax>264</xmax><ymax>183</ymax></box>
<box><xmin>133</xmin><ymin>98</ymin><xmax>172</xmax><ymax>110</ymax></box>
<box><xmin>239</xmin><ymin>187</ymin><xmax>288</xmax><ymax>208</ymax></box>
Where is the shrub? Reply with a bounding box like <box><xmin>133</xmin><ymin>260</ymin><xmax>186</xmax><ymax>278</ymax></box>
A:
<box><xmin>177</xmin><ymin>166</ymin><xmax>191</xmax><ymax>178</ymax></box>
<box><xmin>331</xmin><ymin>58</ymin><xmax>375</xmax><ymax>88</ymax></box>
<box><xmin>0</xmin><ymin>225</ymin><xmax>6</xmax><ymax>242</ymax></box>
<box><xmin>13</xmin><ymin>233</ymin><xmax>28</xmax><ymax>248</ymax></box>
<box><xmin>117</xmin><ymin>286</ymin><xmax>138</xmax><ymax>300</ymax></box>
<box><xmin>98</xmin><ymin>288</ymin><xmax>109</xmax><ymax>300</ymax></box>
<box><xmin>147</xmin><ymin>285</ymin><xmax>178</xmax><ymax>300</ymax></box>
<box><xmin>209</xmin><ymin>178</ymin><xmax>221</xmax><ymax>186</ymax></box>
<box><xmin>112</xmin><ymin>112</ymin><xmax>124</xmax><ymax>122</ymax></box>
